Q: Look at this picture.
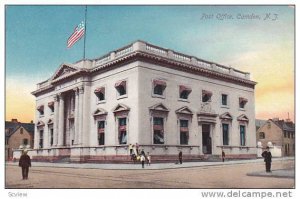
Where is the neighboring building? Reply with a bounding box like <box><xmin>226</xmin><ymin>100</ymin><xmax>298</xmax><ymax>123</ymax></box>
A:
<box><xmin>5</xmin><ymin>119</ymin><xmax>34</xmax><ymax>160</ymax></box>
<box><xmin>256</xmin><ymin>118</ymin><xmax>295</xmax><ymax>156</ymax></box>
<box><xmin>255</xmin><ymin>119</ymin><xmax>266</xmax><ymax>131</ymax></box>
<box><xmin>28</xmin><ymin>40</ymin><xmax>257</xmax><ymax>163</ymax></box>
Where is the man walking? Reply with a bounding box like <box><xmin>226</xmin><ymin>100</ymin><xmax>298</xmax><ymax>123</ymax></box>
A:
<box><xmin>178</xmin><ymin>151</ymin><xmax>183</xmax><ymax>164</ymax></box>
<box><xmin>19</xmin><ymin>150</ymin><xmax>31</xmax><ymax>180</ymax></box>
<box><xmin>262</xmin><ymin>146</ymin><xmax>272</xmax><ymax>172</ymax></box>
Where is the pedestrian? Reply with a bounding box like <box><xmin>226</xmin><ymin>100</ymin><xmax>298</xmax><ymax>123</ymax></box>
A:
<box><xmin>140</xmin><ymin>155</ymin><xmax>145</xmax><ymax>168</ymax></box>
<box><xmin>222</xmin><ymin>150</ymin><xmax>225</xmax><ymax>162</ymax></box>
<box><xmin>147</xmin><ymin>152</ymin><xmax>151</xmax><ymax>166</ymax></box>
<box><xmin>141</xmin><ymin>149</ymin><xmax>145</xmax><ymax>157</ymax></box>
<box><xmin>178</xmin><ymin>150</ymin><xmax>183</xmax><ymax>164</ymax></box>
<box><xmin>261</xmin><ymin>146</ymin><xmax>272</xmax><ymax>172</ymax></box>
<box><xmin>19</xmin><ymin>150</ymin><xmax>31</xmax><ymax>180</ymax></box>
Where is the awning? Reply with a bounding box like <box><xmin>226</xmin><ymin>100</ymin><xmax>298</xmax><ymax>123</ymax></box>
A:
<box><xmin>48</xmin><ymin>102</ymin><xmax>54</xmax><ymax>107</ymax></box>
<box><xmin>239</xmin><ymin>97</ymin><xmax>248</xmax><ymax>103</ymax></box>
<box><xmin>180</xmin><ymin>127</ymin><xmax>189</xmax><ymax>132</ymax></box>
<box><xmin>94</xmin><ymin>87</ymin><xmax>105</xmax><ymax>94</ymax></box>
<box><xmin>202</xmin><ymin>90</ymin><xmax>212</xmax><ymax>96</ymax></box>
<box><xmin>37</xmin><ymin>105</ymin><xmax>44</xmax><ymax>111</ymax></box>
<box><xmin>179</xmin><ymin>85</ymin><xmax>192</xmax><ymax>94</ymax></box>
<box><xmin>153</xmin><ymin>124</ymin><xmax>164</xmax><ymax>131</ymax></box>
<box><xmin>115</xmin><ymin>80</ymin><xmax>126</xmax><ymax>88</ymax></box>
<box><xmin>153</xmin><ymin>80</ymin><xmax>166</xmax><ymax>87</ymax></box>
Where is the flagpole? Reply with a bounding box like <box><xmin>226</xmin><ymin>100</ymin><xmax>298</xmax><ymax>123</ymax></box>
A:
<box><xmin>83</xmin><ymin>5</ymin><xmax>87</xmax><ymax>60</ymax></box>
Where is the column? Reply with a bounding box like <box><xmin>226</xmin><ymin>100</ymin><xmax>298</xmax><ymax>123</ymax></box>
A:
<box><xmin>34</xmin><ymin>126</ymin><xmax>39</xmax><ymax>149</ymax></box>
<box><xmin>77</xmin><ymin>86</ymin><xmax>84</xmax><ymax>145</ymax></box>
<box><xmin>44</xmin><ymin>124</ymin><xmax>49</xmax><ymax>148</ymax></box>
<box><xmin>73</xmin><ymin>88</ymin><xmax>79</xmax><ymax>145</ymax></box>
<box><xmin>58</xmin><ymin>93</ymin><xmax>64</xmax><ymax>146</ymax></box>
<box><xmin>53</xmin><ymin>95</ymin><xmax>59</xmax><ymax>146</ymax></box>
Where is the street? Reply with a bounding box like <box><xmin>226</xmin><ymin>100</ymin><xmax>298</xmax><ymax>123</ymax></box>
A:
<box><xmin>5</xmin><ymin>159</ymin><xmax>294</xmax><ymax>188</ymax></box>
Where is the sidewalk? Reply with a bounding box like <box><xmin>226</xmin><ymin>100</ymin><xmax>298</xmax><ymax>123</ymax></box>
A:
<box><xmin>6</xmin><ymin>157</ymin><xmax>294</xmax><ymax>170</ymax></box>
<box><xmin>247</xmin><ymin>169</ymin><xmax>294</xmax><ymax>179</ymax></box>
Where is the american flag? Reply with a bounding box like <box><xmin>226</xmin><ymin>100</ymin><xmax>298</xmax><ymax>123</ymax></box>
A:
<box><xmin>67</xmin><ymin>21</ymin><xmax>85</xmax><ymax>48</ymax></box>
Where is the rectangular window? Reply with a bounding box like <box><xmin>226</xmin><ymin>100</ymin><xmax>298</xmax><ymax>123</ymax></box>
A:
<box><xmin>180</xmin><ymin>120</ymin><xmax>189</xmax><ymax>145</ymax></box>
<box><xmin>95</xmin><ymin>87</ymin><xmax>105</xmax><ymax>102</ymax></box>
<box><xmin>115</xmin><ymin>81</ymin><xmax>127</xmax><ymax>96</ymax></box>
<box><xmin>98</xmin><ymin>121</ymin><xmax>105</xmax><ymax>145</ymax></box>
<box><xmin>239</xmin><ymin>98</ymin><xmax>248</xmax><ymax>109</ymax></box>
<box><xmin>259</xmin><ymin>132</ymin><xmax>265</xmax><ymax>139</ymax></box>
<box><xmin>154</xmin><ymin>85</ymin><xmax>164</xmax><ymax>95</ymax></box>
<box><xmin>284</xmin><ymin>131</ymin><xmax>287</xmax><ymax>138</ymax></box>
<box><xmin>179</xmin><ymin>85</ymin><xmax>192</xmax><ymax>100</ymax></box>
<box><xmin>48</xmin><ymin>102</ymin><xmax>55</xmax><ymax>113</ymax></box>
<box><xmin>288</xmin><ymin>132</ymin><xmax>291</xmax><ymax>138</ymax></box>
<box><xmin>37</xmin><ymin>105</ymin><xmax>44</xmax><ymax>116</ymax></box>
<box><xmin>50</xmin><ymin>128</ymin><xmax>53</xmax><ymax>146</ymax></box>
<box><xmin>222</xmin><ymin>124</ymin><xmax>229</xmax><ymax>145</ymax></box>
<box><xmin>118</xmin><ymin>118</ymin><xmax>127</xmax><ymax>144</ymax></box>
<box><xmin>153</xmin><ymin>117</ymin><xmax>164</xmax><ymax>144</ymax></box>
<box><xmin>23</xmin><ymin>138</ymin><xmax>28</xmax><ymax>146</ymax></box>
<box><xmin>239</xmin><ymin>101</ymin><xmax>245</xmax><ymax>109</ymax></box>
<box><xmin>222</xmin><ymin>94</ymin><xmax>228</xmax><ymax>106</ymax></box>
<box><xmin>39</xmin><ymin>130</ymin><xmax>44</xmax><ymax>148</ymax></box>
<box><xmin>202</xmin><ymin>90</ymin><xmax>212</xmax><ymax>102</ymax></box>
<box><xmin>180</xmin><ymin>91</ymin><xmax>189</xmax><ymax>99</ymax></box>
<box><xmin>153</xmin><ymin>80</ymin><xmax>166</xmax><ymax>97</ymax></box>
<box><xmin>240</xmin><ymin>125</ymin><xmax>246</xmax><ymax>146</ymax></box>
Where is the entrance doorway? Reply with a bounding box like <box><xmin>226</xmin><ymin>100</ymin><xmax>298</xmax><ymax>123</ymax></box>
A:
<box><xmin>202</xmin><ymin>124</ymin><xmax>212</xmax><ymax>154</ymax></box>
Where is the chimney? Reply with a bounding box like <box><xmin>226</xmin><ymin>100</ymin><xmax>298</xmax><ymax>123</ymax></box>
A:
<box><xmin>11</xmin><ymin>119</ymin><xmax>18</xmax><ymax>123</ymax></box>
<box><xmin>30</xmin><ymin>120</ymin><xmax>33</xmax><ymax>123</ymax></box>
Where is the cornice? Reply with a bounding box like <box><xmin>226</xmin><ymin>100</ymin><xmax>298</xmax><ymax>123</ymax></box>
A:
<box><xmin>33</xmin><ymin>43</ymin><xmax>257</xmax><ymax>96</ymax></box>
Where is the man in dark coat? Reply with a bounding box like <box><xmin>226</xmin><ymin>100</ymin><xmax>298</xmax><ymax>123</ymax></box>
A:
<box><xmin>261</xmin><ymin>146</ymin><xmax>272</xmax><ymax>172</ymax></box>
<box><xmin>19</xmin><ymin>150</ymin><xmax>31</xmax><ymax>180</ymax></box>
<box><xmin>178</xmin><ymin>151</ymin><xmax>183</xmax><ymax>164</ymax></box>
<box><xmin>222</xmin><ymin>150</ymin><xmax>226</xmax><ymax>162</ymax></box>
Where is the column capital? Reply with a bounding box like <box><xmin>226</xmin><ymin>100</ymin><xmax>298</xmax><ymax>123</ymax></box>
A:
<box><xmin>73</xmin><ymin>87</ymin><xmax>79</xmax><ymax>95</ymax></box>
<box><xmin>79</xmin><ymin>86</ymin><xmax>84</xmax><ymax>94</ymax></box>
<box><xmin>54</xmin><ymin>95</ymin><xmax>59</xmax><ymax>102</ymax></box>
<box><xmin>58</xmin><ymin>92</ymin><xmax>64</xmax><ymax>100</ymax></box>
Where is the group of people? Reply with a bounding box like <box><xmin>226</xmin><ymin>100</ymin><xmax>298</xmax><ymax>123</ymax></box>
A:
<box><xmin>129</xmin><ymin>143</ymin><xmax>151</xmax><ymax>168</ymax></box>
<box><xmin>17</xmin><ymin>145</ymin><xmax>273</xmax><ymax>180</ymax></box>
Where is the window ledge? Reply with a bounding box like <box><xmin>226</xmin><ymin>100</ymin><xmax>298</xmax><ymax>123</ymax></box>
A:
<box><xmin>178</xmin><ymin>98</ymin><xmax>190</xmax><ymax>103</ymax></box>
<box><xmin>117</xmin><ymin>95</ymin><xmax>128</xmax><ymax>100</ymax></box>
<box><xmin>221</xmin><ymin>105</ymin><xmax>230</xmax><ymax>109</ymax></box>
<box><xmin>239</xmin><ymin>108</ymin><xmax>246</xmax><ymax>111</ymax></box>
<box><xmin>97</xmin><ymin>100</ymin><xmax>106</xmax><ymax>104</ymax></box>
<box><xmin>152</xmin><ymin>94</ymin><xmax>165</xmax><ymax>99</ymax></box>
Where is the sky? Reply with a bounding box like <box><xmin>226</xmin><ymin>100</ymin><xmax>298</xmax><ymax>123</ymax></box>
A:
<box><xmin>5</xmin><ymin>5</ymin><xmax>295</xmax><ymax>123</ymax></box>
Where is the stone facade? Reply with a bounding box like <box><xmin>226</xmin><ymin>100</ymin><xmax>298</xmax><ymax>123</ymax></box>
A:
<box><xmin>26</xmin><ymin>40</ymin><xmax>257</xmax><ymax>163</ymax></box>
<box><xmin>256</xmin><ymin>119</ymin><xmax>295</xmax><ymax>157</ymax></box>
